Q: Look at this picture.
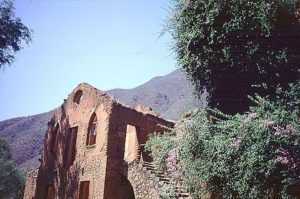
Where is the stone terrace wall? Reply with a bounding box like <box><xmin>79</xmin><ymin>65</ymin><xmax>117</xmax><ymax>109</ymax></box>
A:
<box><xmin>128</xmin><ymin>162</ymin><xmax>160</xmax><ymax>199</ymax></box>
<box><xmin>23</xmin><ymin>169</ymin><xmax>38</xmax><ymax>199</ymax></box>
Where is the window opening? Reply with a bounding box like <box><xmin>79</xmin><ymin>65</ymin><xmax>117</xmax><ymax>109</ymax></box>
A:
<box><xmin>86</xmin><ymin>113</ymin><xmax>97</xmax><ymax>146</ymax></box>
<box><xmin>124</xmin><ymin>124</ymin><xmax>139</xmax><ymax>163</ymax></box>
<box><xmin>79</xmin><ymin>181</ymin><xmax>90</xmax><ymax>199</ymax></box>
<box><xmin>66</xmin><ymin>126</ymin><xmax>78</xmax><ymax>167</ymax></box>
<box><xmin>45</xmin><ymin>185</ymin><xmax>55</xmax><ymax>199</ymax></box>
<box><xmin>73</xmin><ymin>90</ymin><xmax>83</xmax><ymax>104</ymax></box>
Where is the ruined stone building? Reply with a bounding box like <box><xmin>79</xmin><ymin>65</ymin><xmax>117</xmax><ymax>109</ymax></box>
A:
<box><xmin>23</xmin><ymin>83</ymin><xmax>174</xmax><ymax>199</ymax></box>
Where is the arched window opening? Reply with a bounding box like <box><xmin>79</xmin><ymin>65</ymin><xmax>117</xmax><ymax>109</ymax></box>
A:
<box><xmin>86</xmin><ymin>113</ymin><xmax>97</xmax><ymax>146</ymax></box>
<box><xmin>73</xmin><ymin>90</ymin><xmax>83</xmax><ymax>104</ymax></box>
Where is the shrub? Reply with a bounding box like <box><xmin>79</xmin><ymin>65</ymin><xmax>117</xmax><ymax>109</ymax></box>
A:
<box><xmin>147</xmin><ymin>82</ymin><xmax>300</xmax><ymax>198</ymax></box>
<box><xmin>159</xmin><ymin>183</ymin><xmax>177</xmax><ymax>199</ymax></box>
<box><xmin>145</xmin><ymin>132</ymin><xmax>175</xmax><ymax>171</ymax></box>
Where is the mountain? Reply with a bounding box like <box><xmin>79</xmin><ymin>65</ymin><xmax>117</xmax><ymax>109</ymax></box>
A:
<box><xmin>0</xmin><ymin>70</ymin><xmax>206</xmax><ymax>170</ymax></box>
<box><xmin>107</xmin><ymin>70</ymin><xmax>207</xmax><ymax>120</ymax></box>
<box><xmin>0</xmin><ymin>111</ymin><xmax>54</xmax><ymax>170</ymax></box>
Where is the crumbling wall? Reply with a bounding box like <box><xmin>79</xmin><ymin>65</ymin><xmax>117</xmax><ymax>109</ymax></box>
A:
<box><xmin>24</xmin><ymin>83</ymin><xmax>174</xmax><ymax>199</ymax></box>
<box><xmin>103</xmin><ymin>102</ymin><xmax>174</xmax><ymax>199</ymax></box>
<box><xmin>34</xmin><ymin>84</ymin><xmax>114</xmax><ymax>199</ymax></box>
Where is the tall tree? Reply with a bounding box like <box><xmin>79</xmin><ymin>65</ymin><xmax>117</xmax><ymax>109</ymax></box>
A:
<box><xmin>168</xmin><ymin>0</ymin><xmax>300</xmax><ymax>114</ymax></box>
<box><xmin>0</xmin><ymin>0</ymin><xmax>31</xmax><ymax>68</ymax></box>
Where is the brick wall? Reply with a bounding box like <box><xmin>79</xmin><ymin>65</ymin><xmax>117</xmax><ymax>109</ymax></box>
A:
<box><xmin>24</xmin><ymin>83</ymin><xmax>174</xmax><ymax>199</ymax></box>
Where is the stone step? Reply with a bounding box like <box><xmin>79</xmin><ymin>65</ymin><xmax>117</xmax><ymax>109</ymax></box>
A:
<box><xmin>142</xmin><ymin>164</ymin><xmax>155</xmax><ymax>168</ymax></box>
<box><xmin>156</xmin><ymin>173</ymin><xmax>167</xmax><ymax>178</ymax></box>
<box><xmin>158</xmin><ymin>177</ymin><xmax>171</xmax><ymax>182</ymax></box>
<box><xmin>142</xmin><ymin>162</ymin><xmax>154</xmax><ymax>167</ymax></box>
<box><xmin>178</xmin><ymin>196</ymin><xmax>192</xmax><ymax>199</ymax></box>
<box><xmin>143</xmin><ymin>165</ymin><xmax>156</xmax><ymax>170</ymax></box>
<box><xmin>142</xmin><ymin>161</ymin><xmax>154</xmax><ymax>165</ymax></box>
<box><xmin>175</xmin><ymin>187</ymin><xmax>188</xmax><ymax>192</ymax></box>
<box><xmin>140</xmin><ymin>161</ymin><xmax>191</xmax><ymax>198</ymax></box>
<box><xmin>142</xmin><ymin>167</ymin><xmax>154</xmax><ymax>171</ymax></box>
<box><xmin>176</xmin><ymin>192</ymin><xmax>190</xmax><ymax>197</ymax></box>
<box><xmin>149</xmin><ymin>169</ymin><xmax>164</xmax><ymax>174</ymax></box>
<box><xmin>145</xmin><ymin>167</ymin><xmax>164</xmax><ymax>174</ymax></box>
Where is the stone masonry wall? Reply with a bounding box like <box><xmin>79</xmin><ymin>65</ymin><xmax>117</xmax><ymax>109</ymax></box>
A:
<box><xmin>23</xmin><ymin>169</ymin><xmax>38</xmax><ymax>199</ymax></box>
<box><xmin>128</xmin><ymin>162</ymin><xmax>160</xmax><ymax>199</ymax></box>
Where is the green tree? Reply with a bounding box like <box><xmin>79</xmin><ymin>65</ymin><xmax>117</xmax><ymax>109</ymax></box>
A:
<box><xmin>0</xmin><ymin>0</ymin><xmax>31</xmax><ymax>68</ymax></box>
<box><xmin>168</xmin><ymin>0</ymin><xmax>300</xmax><ymax>114</ymax></box>
<box><xmin>0</xmin><ymin>138</ymin><xmax>25</xmax><ymax>199</ymax></box>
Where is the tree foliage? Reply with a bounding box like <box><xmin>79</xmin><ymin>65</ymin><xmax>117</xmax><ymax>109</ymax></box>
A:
<box><xmin>0</xmin><ymin>138</ymin><xmax>25</xmax><ymax>199</ymax></box>
<box><xmin>168</xmin><ymin>0</ymin><xmax>300</xmax><ymax>114</ymax></box>
<box><xmin>0</xmin><ymin>0</ymin><xmax>31</xmax><ymax>68</ymax></box>
<box><xmin>146</xmin><ymin>82</ymin><xmax>300</xmax><ymax>198</ymax></box>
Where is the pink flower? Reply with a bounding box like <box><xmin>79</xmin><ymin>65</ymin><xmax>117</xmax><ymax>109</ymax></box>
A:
<box><xmin>275</xmin><ymin>147</ymin><xmax>295</xmax><ymax>167</ymax></box>
<box><xmin>276</xmin><ymin>156</ymin><xmax>289</xmax><ymax>164</ymax></box>
<box><xmin>260</xmin><ymin>120</ymin><xmax>275</xmax><ymax>128</ymax></box>
<box><xmin>172</xmin><ymin>171</ymin><xmax>182</xmax><ymax>179</ymax></box>
<box><xmin>274</xmin><ymin>124</ymin><xmax>295</xmax><ymax>138</ymax></box>
<box><xmin>166</xmin><ymin>149</ymin><xmax>177</xmax><ymax>173</ymax></box>
<box><xmin>249</xmin><ymin>113</ymin><xmax>259</xmax><ymax>119</ymax></box>
<box><xmin>240</xmin><ymin>113</ymin><xmax>259</xmax><ymax>127</ymax></box>
<box><xmin>230</xmin><ymin>138</ymin><xmax>242</xmax><ymax>149</ymax></box>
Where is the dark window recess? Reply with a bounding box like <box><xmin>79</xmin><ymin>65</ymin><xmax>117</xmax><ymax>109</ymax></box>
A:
<box><xmin>66</xmin><ymin>126</ymin><xmax>78</xmax><ymax>167</ymax></box>
<box><xmin>45</xmin><ymin>185</ymin><xmax>55</xmax><ymax>199</ymax></box>
<box><xmin>73</xmin><ymin>90</ymin><xmax>83</xmax><ymax>104</ymax></box>
<box><xmin>86</xmin><ymin>113</ymin><xmax>97</xmax><ymax>146</ymax></box>
<box><xmin>79</xmin><ymin>181</ymin><xmax>90</xmax><ymax>199</ymax></box>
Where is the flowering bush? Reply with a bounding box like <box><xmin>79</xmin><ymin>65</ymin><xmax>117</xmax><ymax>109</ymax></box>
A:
<box><xmin>146</xmin><ymin>82</ymin><xmax>300</xmax><ymax>198</ymax></box>
<box><xmin>145</xmin><ymin>132</ymin><xmax>175</xmax><ymax>171</ymax></box>
<box><xmin>159</xmin><ymin>183</ymin><xmax>176</xmax><ymax>199</ymax></box>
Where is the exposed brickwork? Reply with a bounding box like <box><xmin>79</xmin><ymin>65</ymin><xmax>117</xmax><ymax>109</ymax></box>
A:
<box><xmin>23</xmin><ymin>83</ymin><xmax>174</xmax><ymax>199</ymax></box>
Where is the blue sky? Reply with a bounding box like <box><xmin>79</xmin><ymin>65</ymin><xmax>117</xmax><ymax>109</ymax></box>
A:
<box><xmin>0</xmin><ymin>0</ymin><xmax>177</xmax><ymax>121</ymax></box>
